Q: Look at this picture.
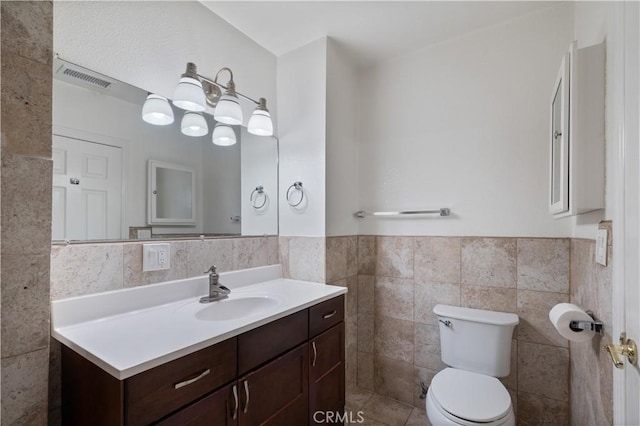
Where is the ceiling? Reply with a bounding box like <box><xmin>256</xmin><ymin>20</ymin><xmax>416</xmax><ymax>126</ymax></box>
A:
<box><xmin>201</xmin><ymin>1</ymin><xmax>559</xmax><ymax>68</ymax></box>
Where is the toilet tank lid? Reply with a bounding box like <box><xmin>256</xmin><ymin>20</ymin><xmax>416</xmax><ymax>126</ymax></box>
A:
<box><xmin>433</xmin><ymin>305</ymin><xmax>519</xmax><ymax>326</ymax></box>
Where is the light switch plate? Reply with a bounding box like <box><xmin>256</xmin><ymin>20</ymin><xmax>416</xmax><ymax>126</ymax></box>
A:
<box><xmin>143</xmin><ymin>243</ymin><xmax>170</xmax><ymax>271</ymax></box>
<box><xmin>595</xmin><ymin>229</ymin><xmax>608</xmax><ymax>266</ymax></box>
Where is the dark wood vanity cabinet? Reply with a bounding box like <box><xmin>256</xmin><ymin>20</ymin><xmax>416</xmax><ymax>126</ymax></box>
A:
<box><xmin>60</xmin><ymin>295</ymin><xmax>344</xmax><ymax>425</ymax></box>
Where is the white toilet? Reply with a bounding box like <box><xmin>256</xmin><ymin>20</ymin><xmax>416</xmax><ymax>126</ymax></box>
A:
<box><xmin>426</xmin><ymin>304</ymin><xmax>519</xmax><ymax>426</ymax></box>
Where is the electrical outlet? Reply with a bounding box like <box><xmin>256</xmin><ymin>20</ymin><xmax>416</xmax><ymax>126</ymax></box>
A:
<box><xmin>595</xmin><ymin>229</ymin><xmax>608</xmax><ymax>266</ymax></box>
<box><xmin>143</xmin><ymin>243</ymin><xmax>171</xmax><ymax>271</ymax></box>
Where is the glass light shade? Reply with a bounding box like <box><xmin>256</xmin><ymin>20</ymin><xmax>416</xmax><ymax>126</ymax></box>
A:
<box><xmin>142</xmin><ymin>94</ymin><xmax>174</xmax><ymax>125</ymax></box>
<box><xmin>173</xmin><ymin>76</ymin><xmax>206</xmax><ymax>112</ymax></box>
<box><xmin>212</xmin><ymin>124</ymin><xmax>237</xmax><ymax>146</ymax></box>
<box><xmin>214</xmin><ymin>94</ymin><xmax>243</xmax><ymax>125</ymax></box>
<box><xmin>247</xmin><ymin>109</ymin><xmax>273</xmax><ymax>136</ymax></box>
<box><xmin>181</xmin><ymin>112</ymin><xmax>208</xmax><ymax>137</ymax></box>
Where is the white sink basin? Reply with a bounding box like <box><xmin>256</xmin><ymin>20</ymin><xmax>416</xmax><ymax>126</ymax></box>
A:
<box><xmin>193</xmin><ymin>296</ymin><xmax>279</xmax><ymax>321</ymax></box>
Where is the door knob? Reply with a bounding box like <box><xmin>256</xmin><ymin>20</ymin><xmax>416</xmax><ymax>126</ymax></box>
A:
<box><xmin>604</xmin><ymin>332</ymin><xmax>637</xmax><ymax>369</ymax></box>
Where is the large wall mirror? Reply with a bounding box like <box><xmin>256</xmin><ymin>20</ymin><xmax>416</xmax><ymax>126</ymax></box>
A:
<box><xmin>52</xmin><ymin>57</ymin><xmax>278</xmax><ymax>242</ymax></box>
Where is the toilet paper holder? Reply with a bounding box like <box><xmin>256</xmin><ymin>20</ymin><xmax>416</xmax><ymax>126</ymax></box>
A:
<box><xmin>569</xmin><ymin>310</ymin><xmax>604</xmax><ymax>335</ymax></box>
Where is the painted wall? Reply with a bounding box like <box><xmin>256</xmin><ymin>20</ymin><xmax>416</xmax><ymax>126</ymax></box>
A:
<box><xmin>53</xmin><ymin>1</ymin><xmax>277</xmax><ymax>130</ymax></box>
<box><xmin>357</xmin><ymin>4</ymin><xmax>574</xmax><ymax>237</ymax></box>
<box><xmin>277</xmin><ymin>38</ymin><xmax>327</xmax><ymax>236</ymax></box>
<box><xmin>326</xmin><ymin>39</ymin><xmax>360</xmax><ymax>236</ymax></box>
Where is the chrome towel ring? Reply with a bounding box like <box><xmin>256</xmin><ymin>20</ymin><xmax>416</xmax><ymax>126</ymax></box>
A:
<box><xmin>286</xmin><ymin>181</ymin><xmax>304</xmax><ymax>207</ymax></box>
<box><xmin>250</xmin><ymin>186</ymin><xmax>267</xmax><ymax>209</ymax></box>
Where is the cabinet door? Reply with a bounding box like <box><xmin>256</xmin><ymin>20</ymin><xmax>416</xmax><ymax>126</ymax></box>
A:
<box><xmin>156</xmin><ymin>383</ymin><xmax>239</xmax><ymax>426</ymax></box>
<box><xmin>549</xmin><ymin>51</ymin><xmax>570</xmax><ymax>215</ymax></box>
<box><xmin>309</xmin><ymin>323</ymin><xmax>345</xmax><ymax>425</ymax></box>
<box><xmin>238</xmin><ymin>343</ymin><xmax>309</xmax><ymax>425</ymax></box>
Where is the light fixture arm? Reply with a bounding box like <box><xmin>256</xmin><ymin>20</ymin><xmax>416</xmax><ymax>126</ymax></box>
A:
<box><xmin>197</xmin><ymin>71</ymin><xmax>260</xmax><ymax>106</ymax></box>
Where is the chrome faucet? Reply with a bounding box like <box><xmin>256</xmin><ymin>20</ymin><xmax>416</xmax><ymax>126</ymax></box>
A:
<box><xmin>199</xmin><ymin>265</ymin><xmax>231</xmax><ymax>303</ymax></box>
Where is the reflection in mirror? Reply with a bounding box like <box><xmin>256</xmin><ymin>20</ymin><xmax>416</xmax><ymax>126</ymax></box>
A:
<box><xmin>52</xmin><ymin>57</ymin><xmax>278</xmax><ymax>242</ymax></box>
<box><xmin>148</xmin><ymin>160</ymin><xmax>196</xmax><ymax>224</ymax></box>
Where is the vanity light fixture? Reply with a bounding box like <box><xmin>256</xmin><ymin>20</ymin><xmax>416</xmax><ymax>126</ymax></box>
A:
<box><xmin>141</xmin><ymin>94</ymin><xmax>174</xmax><ymax>125</ymax></box>
<box><xmin>171</xmin><ymin>62</ymin><xmax>273</xmax><ymax>137</ymax></box>
<box><xmin>212</xmin><ymin>123</ymin><xmax>237</xmax><ymax>146</ymax></box>
<box><xmin>181</xmin><ymin>112</ymin><xmax>208</xmax><ymax>137</ymax></box>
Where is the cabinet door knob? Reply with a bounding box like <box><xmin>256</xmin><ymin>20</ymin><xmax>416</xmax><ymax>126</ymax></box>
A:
<box><xmin>554</xmin><ymin>130</ymin><xmax>563</xmax><ymax>139</ymax></box>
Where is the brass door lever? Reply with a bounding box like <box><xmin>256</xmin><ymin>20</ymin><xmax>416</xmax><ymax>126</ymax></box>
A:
<box><xmin>604</xmin><ymin>332</ymin><xmax>637</xmax><ymax>369</ymax></box>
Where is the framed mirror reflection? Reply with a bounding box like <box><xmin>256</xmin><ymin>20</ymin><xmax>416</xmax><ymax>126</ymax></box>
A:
<box><xmin>52</xmin><ymin>57</ymin><xmax>278</xmax><ymax>242</ymax></box>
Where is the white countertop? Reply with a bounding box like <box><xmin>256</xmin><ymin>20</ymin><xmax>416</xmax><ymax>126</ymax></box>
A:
<box><xmin>51</xmin><ymin>265</ymin><xmax>346</xmax><ymax>379</ymax></box>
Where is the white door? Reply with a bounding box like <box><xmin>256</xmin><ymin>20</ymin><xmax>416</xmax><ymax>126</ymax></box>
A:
<box><xmin>52</xmin><ymin>135</ymin><xmax>123</xmax><ymax>240</ymax></box>
<box><xmin>614</xmin><ymin>1</ymin><xmax>640</xmax><ymax>424</ymax></box>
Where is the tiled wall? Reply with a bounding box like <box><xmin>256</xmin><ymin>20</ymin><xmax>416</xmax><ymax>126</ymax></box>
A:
<box><xmin>47</xmin><ymin>236</ymin><xmax>279</xmax><ymax>422</ymax></box>
<box><xmin>1</xmin><ymin>2</ymin><xmax>53</xmax><ymax>424</ymax></box>
<box><xmin>351</xmin><ymin>236</ymin><xmax>573</xmax><ymax>425</ymax></box>
<box><xmin>570</xmin><ymin>223</ymin><xmax>613</xmax><ymax>425</ymax></box>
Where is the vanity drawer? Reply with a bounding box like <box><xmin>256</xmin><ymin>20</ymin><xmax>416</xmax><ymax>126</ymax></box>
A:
<box><xmin>125</xmin><ymin>337</ymin><xmax>237</xmax><ymax>426</ymax></box>
<box><xmin>309</xmin><ymin>295</ymin><xmax>344</xmax><ymax>338</ymax></box>
<box><xmin>238</xmin><ymin>309</ymin><xmax>308</xmax><ymax>375</ymax></box>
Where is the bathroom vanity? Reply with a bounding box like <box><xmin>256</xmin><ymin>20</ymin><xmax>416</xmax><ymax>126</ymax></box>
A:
<box><xmin>52</xmin><ymin>266</ymin><xmax>346</xmax><ymax>425</ymax></box>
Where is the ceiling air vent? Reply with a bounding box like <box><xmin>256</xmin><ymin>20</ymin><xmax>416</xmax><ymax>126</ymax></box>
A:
<box><xmin>62</xmin><ymin>67</ymin><xmax>112</xmax><ymax>89</ymax></box>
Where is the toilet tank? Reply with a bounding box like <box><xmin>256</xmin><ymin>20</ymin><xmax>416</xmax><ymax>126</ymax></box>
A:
<box><xmin>433</xmin><ymin>304</ymin><xmax>519</xmax><ymax>378</ymax></box>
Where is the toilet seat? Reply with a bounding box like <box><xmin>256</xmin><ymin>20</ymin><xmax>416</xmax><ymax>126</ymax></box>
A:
<box><xmin>428</xmin><ymin>368</ymin><xmax>512</xmax><ymax>425</ymax></box>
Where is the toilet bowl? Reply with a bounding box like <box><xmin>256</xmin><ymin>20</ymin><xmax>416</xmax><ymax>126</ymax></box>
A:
<box><xmin>425</xmin><ymin>368</ymin><xmax>514</xmax><ymax>426</ymax></box>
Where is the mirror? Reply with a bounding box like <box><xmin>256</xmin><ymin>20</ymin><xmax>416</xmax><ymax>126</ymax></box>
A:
<box><xmin>52</xmin><ymin>58</ymin><xmax>278</xmax><ymax>242</ymax></box>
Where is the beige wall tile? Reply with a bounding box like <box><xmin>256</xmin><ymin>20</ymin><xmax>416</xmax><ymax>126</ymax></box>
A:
<box><xmin>414</xmin><ymin>281</ymin><xmax>461</xmax><ymax>325</ymax></box>
<box><xmin>1</xmin><ymin>349</ymin><xmax>49</xmax><ymax>426</ymax></box>
<box><xmin>346</xmin><ymin>336</ymin><xmax>358</xmax><ymax>388</ymax></box>
<box><xmin>346</xmin><ymin>236</ymin><xmax>358</xmax><ymax>277</ymax></box>
<box><xmin>358</xmin><ymin>275</ymin><xmax>375</xmax><ymax>315</ymax></box>
<box><xmin>358</xmin><ymin>236</ymin><xmax>376</xmax><ymax>275</ymax></box>
<box><xmin>358</xmin><ymin>314</ymin><xmax>374</xmax><ymax>353</ymax></box>
<box><xmin>414</xmin><ymin>323</ymin><xmax>446</xmax><ymax>371</ymax></box>
<box><xmin>289</xmin><ymin>237</ymin><xmax>325</xmax><ymax>283</ymax></box>
<box><xmin>517</xmin><ymin>392</ymin><xmax>569</xmax><ymax>426</ymax></box>
<box><xmin>50</xmin><ymin>243</ymin><xmax>124</xmax><ymax>299</ymax></box>
<box><xmin>346</xmin><ymin>314</ymin><xmax>358</xmax><ymax>354</ymax></box>
<box><xmin>1</xmin><ymin>2</ymin><xmax>52</xmax><ymax>65</ymax></box>
<box><xmin>278</xmin><ymin>236</ymin><xmax>290</xmax><ymax>278</ymax></box>
<box><xmin>373</xmin><ymin>356</ymin><xmax>415</xmax><ymax>405</ymax></box>
<box><xmin>357</xmin><ymin>351</ymin><xmax>374</xmax><ymax>390</ymax></box>
<box><xmin>123</xmin><ymin>241</ymin><xmax>188</xmax><ymax>287</ymax></box>
<box><xmin>1</xmin><ymin>254</ymin><xmax>50</xmax><ymax>358</ymax></box>
<box><xmin>361</xmin><ymin>392</ymin><xmax>413</xmax><ymax>426</ymax></box>
<box><xmin>517</xmin><ymin>238</ymin><xmax>569</xmax><ymax>293</ymax></box>
<box><xmin>414</xmin><ymin>237</ymin><xmax>460</xmax><ymax>284</ymax></box>
<box><xmin>374</xmin><ymin>277</ymin><xmax>414</xmax><ymax>321</ymax></box>
<box><xmin>185</xmin><ymin>239</ymin><xmax>234</xmax><ymax>277</ymax></box>
<box><xmin>326</xmin><ymin>237</ymin><xmax>348</xmax><ymax>282</ymax></box>
<box><xmin>1</xmin><ymin>155</ymin><xmax>52</xmax><ymax>254</ymax></box>
<box><xmin>374</xmin><ymin>316</ymin><xmax>414</xmax><ymax>363</ymax></box>
<box><xmin>346</xmin><ymin>276</ymin><xmax>358</xmax><ymax>317</ymax></box>
<box><xmin>232</xmin><ymin>237</ymin><xmax>268</xmax><ymax>270</ymax></box>
<box><xmin>518</xmin><ymin>341</ymin><xmax>569</xmax><ymax>402</ymax></box>
<box><xmin>500</xmin><ymin>339</ymin><xmax>517</xmax><ymax>391</ymax></box>
<box><xmin>376</xmin><ymin>236</ymin><xmax>414</xmax><ymax>278</ymax></box>
<box><xmin>461</xmin><ymin>237</ymin><xmax>516</xmax><ymax>288</ymax></box>
<box><xmin>461</xmin><ymin>286</ymin><xmax>516</xmax><ymax>313</ymax></box>
<box><xmin>267</xmin><ymin>236</ymin><xmax>279</xmax><ymax>265</ymax></box>
<box><xmin>517</xmin><ymin>289</ymin><xmax>569</xmax><ymax>347</ymax></box>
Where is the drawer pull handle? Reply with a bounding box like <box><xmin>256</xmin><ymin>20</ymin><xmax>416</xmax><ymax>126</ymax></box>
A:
<box><xmin>232</xmin><ymin>384</ymin><xmax>239</xmax><ymax>419</ymax></box>
<box><xmin>243</xmin><ymin>380</ymin><xmax>250</xmax><ymax>414</ymax></box>
<box><xmin>173</xmin><ymin>369</ymin><xmax>210</xmax><ymax>390</ymax></box>
<box><xmin>323</xmin><ymin>310</ymin><xmax>337</xmax><ymax>319</ymax></box>
<box><xmin>312</xmin><ymin>341</ymin><xmax>317</xmax><ymax>367</ymax></box>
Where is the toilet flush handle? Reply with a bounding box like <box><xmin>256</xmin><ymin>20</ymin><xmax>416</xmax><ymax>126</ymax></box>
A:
<box><xmin>439</xmin><ymin>319</ymin><xmax>452</xmax><ymax>328</ymax></box>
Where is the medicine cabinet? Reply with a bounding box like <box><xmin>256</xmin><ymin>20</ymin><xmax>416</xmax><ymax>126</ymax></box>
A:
<box><xmin>549</xmin><ymin>41</ymin><xmax>605</xmax><ymax>218</ymax></box>
<box><xmin>148</xmin><ymin>160</ymin><xmax>196</xmax><ymax>225</ymax></box>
